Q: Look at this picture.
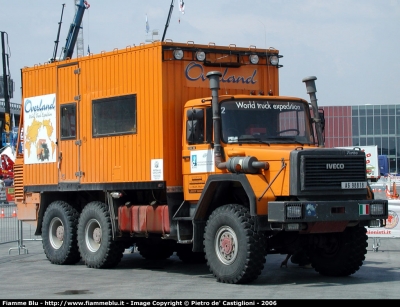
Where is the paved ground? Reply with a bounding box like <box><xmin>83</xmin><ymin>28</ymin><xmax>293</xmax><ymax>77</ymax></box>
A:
<box><xmin>1</xmin><ymin>236</ymin><xmax>400</xmax><ymax>300</ymax></box>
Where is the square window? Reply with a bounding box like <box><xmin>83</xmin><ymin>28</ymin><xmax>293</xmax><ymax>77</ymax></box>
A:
<box><xmin>92</xmin><ymin>94</ymin><xmax>137</xmax><ymax>137</ymax></box>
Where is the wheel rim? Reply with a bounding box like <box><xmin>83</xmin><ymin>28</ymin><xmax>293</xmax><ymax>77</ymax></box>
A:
<box><xmin>49</xmin><ymin>217</ymin><xmax>64</xmax><ymax>249</ymax></box>
<box><xmin>85</xmin><ymin>218</ymin><xmax>102</xmax><ymax>252</ymax></box>
<box><xmin>215</xmin><ymin>226</ymin><xmax>238</xmax><ymax>265</ymax></box>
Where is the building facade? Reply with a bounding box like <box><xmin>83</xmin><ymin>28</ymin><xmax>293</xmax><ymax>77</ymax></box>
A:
<box><xmin>321</xmin><ymin>104</ymin><xmax>400</xmax><ymax>174</ymax></box>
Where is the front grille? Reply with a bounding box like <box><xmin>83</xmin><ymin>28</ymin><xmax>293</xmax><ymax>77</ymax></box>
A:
<box><xmin>300</xmin><ymin>154</ymin><xmax>366</xmax><ymax>190</ymax></box>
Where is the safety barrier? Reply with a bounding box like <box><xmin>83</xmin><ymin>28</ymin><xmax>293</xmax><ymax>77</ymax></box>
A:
<box><xmin>0</xmin><ymin>203</ymin><xmax>18</xmax><ymax>244</ymax></box>
<box><xmin>0</xmin><ymin>201</ymin><xmax>41</xmax><ymax>255</ymax></box>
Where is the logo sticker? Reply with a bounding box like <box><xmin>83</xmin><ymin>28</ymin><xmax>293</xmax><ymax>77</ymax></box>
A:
<box><xmin>305</xmin><ymin>204</ymin><xmax>317</xmax><ymax>217</ymax></box>
<box><xmin>385</xmin><ymin>210</ymin><xmax>399</xmax><ymax>229</ymax></box>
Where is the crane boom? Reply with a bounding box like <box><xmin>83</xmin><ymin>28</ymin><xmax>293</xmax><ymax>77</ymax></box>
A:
<box><xmin>61</xmin><ymin>0</ymin><xmax>90</xmax><ymax>60</ymax></box>
<box><xmin>51</xmin><ymin>4</ymin><xmax>66</xmax><ymax>62</ymax></box>
<box><xmin>1</xmin><ymin>31</ymin><xmax>11</xmax><ymax>138</ymax></box>
<box><xmin>161</xmin><ymin>0</ymin><xmax>174</xmax><ymax>42</ymax></box>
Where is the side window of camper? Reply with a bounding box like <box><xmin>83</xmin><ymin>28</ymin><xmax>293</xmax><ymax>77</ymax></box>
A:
<box><xmin>60</xmin><ymin>103</ymin><xmax>77</xmax><ymax>139</ymax></box>
<box><xmin>92</xmin><ymin>94</ymin><xmax>137</xmax><ymax>137</ymax></box>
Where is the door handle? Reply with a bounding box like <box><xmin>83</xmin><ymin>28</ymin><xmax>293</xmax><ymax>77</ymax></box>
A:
<box><xmin>58</xmin><ymin>151</ymin><xmax>62</xmax><ymax>169</ymax></box>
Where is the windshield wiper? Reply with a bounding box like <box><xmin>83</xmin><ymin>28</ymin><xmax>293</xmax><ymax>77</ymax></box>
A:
<box><xmin>264</xmin><ymin>136</ymin><xmax>305</xmax><ymax>145</ymax></box>
<box><xmin>237</xmin><ymin>136</ymin><xmax>270</xmax><ymax>145</ymax></box>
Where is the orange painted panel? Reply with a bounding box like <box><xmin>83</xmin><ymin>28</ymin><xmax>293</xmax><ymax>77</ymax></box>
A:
<box><xmin>16</xmin><ymin>192</ymin><xmax>39</xmax><ymax>221</ymax></box>
<box><xmin>58</xmin><ymin>64</ymin><xmax>80</xmax><ymax>183</ymax></box>
<box><xmin>18</xmin><ymin>42</ymin><xmax>280</xmax><ymax>190</ymax></box>
<box><xmin>20</xmin><ymin>64</ymin><xmax>59</xmax><ymax>186</ymax></box>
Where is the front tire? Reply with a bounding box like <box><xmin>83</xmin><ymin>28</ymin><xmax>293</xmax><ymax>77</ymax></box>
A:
<box><xmin>41</xmin><ymin>201</ymin><xmax>81</xmax><ymax>265</ymax></box>
<box><xmin>204</xmin><ymin>204</ymin><xmax>266</xmax><ymax>284</ymax></box>
<box><xmin>77</xmin><ymin>201</ymin><xmax>125</xmax><ymax>268</ymax></box>
<box><xmin>307</xmin><ymin>226</ymin><xmax>368</xmax><ymax>276</ymax></box>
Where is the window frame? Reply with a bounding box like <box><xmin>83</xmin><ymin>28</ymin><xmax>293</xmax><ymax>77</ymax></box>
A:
<box><xmin>60</xmin><ymin>103</ymin><xmax>77</xmax><ymax>140</ymax></box>
<box><xmin>92</xmin><ymin>94</ymin><xmax>137</xmax><ymax>138</ymax></box>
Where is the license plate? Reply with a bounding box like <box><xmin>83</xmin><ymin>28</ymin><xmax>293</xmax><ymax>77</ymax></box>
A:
<box><xmin>341</xmin><ymin>182</ymin><xmax>367</xmax><ymax>189</ymax></box>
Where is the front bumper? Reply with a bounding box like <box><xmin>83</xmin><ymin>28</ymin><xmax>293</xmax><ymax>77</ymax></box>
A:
<box><xmin>268</xmin><ymin>199</ymin><xmax>388</xmax><ymax>223</ymax></box>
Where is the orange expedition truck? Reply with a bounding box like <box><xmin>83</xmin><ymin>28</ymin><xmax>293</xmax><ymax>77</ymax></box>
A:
<box><xmin>14</xmin><ymin>41</ymin><xmax>388</xmax><ymax>284</ymax></box>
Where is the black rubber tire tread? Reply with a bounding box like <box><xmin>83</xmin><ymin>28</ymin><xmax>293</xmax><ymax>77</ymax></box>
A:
<box><xmin>136</xmin><ymin>239</ymin><xmax>175</xmax><ymax>260</ymax></box>
<box><xmin>176</xmin><ymin>244</ymin><xmax>207</xmax><ymax>264</ymax></box>
<box><xmin>203</xmin><ymin>204</ymin><xmax>266</xmax><ymax>284</ymax></box>
<box><xmin>77</xmin><ymin>201</ymin><xmax>125</xmax><ymax>269</ymax></box>
<box><xmin>41</xmin><ymin>201</ymin><xmax>81</xmax><ymax>265</ymax></box>
<box><xmin>308</xmin><ymin>226</ymin><xmax>368</xmax><ymax>277</ymax></box>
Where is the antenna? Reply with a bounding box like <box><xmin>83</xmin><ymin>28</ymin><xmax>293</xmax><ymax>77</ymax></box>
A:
<box><xmin>258</xmin><ymin>20</ymin><xmax>273</xmax><ymax>95</ymax></box>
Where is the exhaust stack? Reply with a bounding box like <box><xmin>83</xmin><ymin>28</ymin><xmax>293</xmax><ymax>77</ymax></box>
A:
<box><xmin>206</xmin><ymin>71</ymin><xmax>227</xmax><ymax>170</ymax></box>
<box><xmin>302</xmin><ymin>76</ymin><xmax>325</xmax><ymax>147</ymax></box>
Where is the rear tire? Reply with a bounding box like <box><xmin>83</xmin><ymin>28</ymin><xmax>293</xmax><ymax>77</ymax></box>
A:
<box><xmin>204</xmin><ymin>204</ymin><xmax>266</xmax><ymax>284</ymax></box>
<box><xmin>307</xmin><ymin>226</ymin><xmax>368</xmax><ymax>276</ymax></box>
<box><xmin>77</xmin><ymin>201</ymin><xmax>125</xmax><ymax>268</ymax></box>
<box><xmin>41</xmin><ymin>201</ymin><xmax>81</xmax><ymax>265</ymax></box>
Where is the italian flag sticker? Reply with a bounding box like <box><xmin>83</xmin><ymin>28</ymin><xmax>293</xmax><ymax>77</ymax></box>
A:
<box><xmin>359</xmin><ymin>204</ymin><xmax>370</xmax><ymax>215</ymax></box>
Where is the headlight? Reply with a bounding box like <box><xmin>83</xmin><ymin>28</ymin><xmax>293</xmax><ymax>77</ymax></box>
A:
<box><xmin>370</xmin><ymin>203</ymin><xmax>384</xmax><ymax>215</ymax></box>
<box><xmin>249</xmin><ymin>54</ymin><xmax>259</xmax><ymax>64</ymax></box>
<box><xmin>173</xmin><ymin>49</ymin><xmax>184</xmax><ymax>60</ymax></box>
<box><xmin>286</xmin><ymin>204</ymin><xmax>302</xmax><ymax>218</ymax></box>
<box><xmin>368</xmin><ymin>219</ymin><xmax>382</xmax><ymax>227</ymax></box>
<box><xmin>110</xmin><ymin>191</ymin><xmax>122</xmax><ymax>198</ymax></box>
<box><xmin>269</xmin><ymin>55</ymin><xmax>279</xmax><ymax>66</ymax></box>
<box><xmin>196</xmin><ymin>51</ymin><xmax>206</xmax><ymax>61</ymax></box>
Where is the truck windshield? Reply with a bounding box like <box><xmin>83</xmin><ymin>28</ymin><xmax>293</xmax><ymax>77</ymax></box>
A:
<box><xmin>220</xmin><ymin>99</ymin><xmax>314</xmax><ymax>144</ymax></box>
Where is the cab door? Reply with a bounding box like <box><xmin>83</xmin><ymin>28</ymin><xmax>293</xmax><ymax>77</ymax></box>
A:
<box><xmin>182</xmin><ymin>107</ymin><xmax>214</xmax><ymax>201</ymax></box>
<box><xmin>57</xmin><ymin>64</ymin><xmax>80</xmax><ymax>183</ymax></box>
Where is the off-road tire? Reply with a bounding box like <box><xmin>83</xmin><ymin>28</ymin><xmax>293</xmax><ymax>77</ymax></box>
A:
<box><xmin>42</xmin><ymin>201</ymin><xmax>81</xmax><ymax>265</ymax></box>
<box><xmin>204</xmin><ymin>204</ymin><xmax>266</xmax><ymax>284</ymax></box>
<box><xmin>307</xmin><ymin>226</ymin><xmax>368</xmax><ymax>276</ymax></box>
<box><xmin>136</xmin><ymin>238</ymin><xmax>175</xmax><ymax>260</ymax></box>
<box><xmin>77</xmin><ymin>201</ymin><xmax>125</xmax><ymax>268</ymax></box>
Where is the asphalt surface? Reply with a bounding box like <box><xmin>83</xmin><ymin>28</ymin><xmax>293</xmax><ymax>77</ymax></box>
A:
<box><xmin>1</xmin><ymin>236</ymin><xmax>400</xmax><ymax>300</ymax></box>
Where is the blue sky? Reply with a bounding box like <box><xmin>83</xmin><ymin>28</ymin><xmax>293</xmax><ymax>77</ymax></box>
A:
<box><xmin>1</xmin><ymin>0</ymin><xmax>399</xmax><ymax>106</ymax></box>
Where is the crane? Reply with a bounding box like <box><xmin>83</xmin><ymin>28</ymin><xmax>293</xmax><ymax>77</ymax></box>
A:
<box><xmin>61</xmin><ymin>0</ymin><xmax>90</xmax><ymax>60</ymax></box>
<box><xmin>75</xmin><ymin>0</ymin><xmax>85</xmax><ymax>58</ymax></box>
<box><xmin>161</xmin><ymin>0</ymin><xmax>174</xmax><ymax>42</ymax></box>
<box><xmin>1</xmin><ymin>31</ymin><xmax>15</xmax><ymax>182</ymax></box>
<box><xmin>50</xmin><ymin>4</ymin><xmax>66</xmax><ymax>63</ymax></box>
<box><xmin>1</xmin><ymin>31</ymin><xmax>11</xmax><ymax>145</ymax></box>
